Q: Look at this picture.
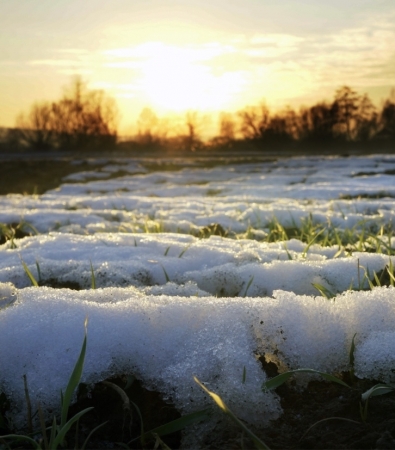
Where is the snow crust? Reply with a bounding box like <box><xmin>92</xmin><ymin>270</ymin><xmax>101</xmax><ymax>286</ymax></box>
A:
<box><xmin>1</xmin><ymin>284</ymin><xmax>395</xmax><ymax>431</ymax></box>
<box><xmin>1</xmin><ymin>154</ymin><xmax>395</xmax><ymax>434</ymax></box>
<box><xmin>1</xmin><ymin>155</ymin><xmax>395</xmax><ymax>236</ymax></box>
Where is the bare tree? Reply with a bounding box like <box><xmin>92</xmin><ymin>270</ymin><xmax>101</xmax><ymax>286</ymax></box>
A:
<box><xmin>238</xmin><ymin>103</ymin><xmax>270</xmax><ymax>140</ymax></box>
<box><xmin>15</xmin><ymin>77</ymin><xmax>119</xmax><ymax>152</ymax></box>
<box><xmin>297</xmin><ymin>102</ymin><xmax>337</xmax><ymax>142</ymax></box>
<box><xmin>52</xmin><ymin>77</ymin><xmax>119</xmax><ymax>150</ymax></box>
<box><xmin>219</xmin><ymin>112</ymin><xmax>236</xmax><ymax>141</ymax></box>
<box><xmin>332</xmin><ymin>86</ymin><xmax>360</xmax><ymax>140</ymax></box>
<box><xmin>354</xmin><ymin>94</ymin><xmax>377</xmax><ymax>140</ymax></box>
<box><xmin>183</xmin><ymin>111</ymin><xmax>206</xmax><ymax>151</ymax></box>
<box><xmin>16</xmin><ymin>102</ymin><xmax>55</xmax><ymax>150</ymax></box>
<box><xmin>282</xmin><ymin>107</ymin><xmax>300</xmax><ymax>140</ymax></box>
<box><xmin>379</xmin><ymin>90</ymin><xmax>395</xmax><ymax>139</ymax></box>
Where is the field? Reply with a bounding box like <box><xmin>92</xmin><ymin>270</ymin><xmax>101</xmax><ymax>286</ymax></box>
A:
<box><xmin>0</xmin><ymin>153</ymin><xmax>395</xmax><ymax>449</ymax></box>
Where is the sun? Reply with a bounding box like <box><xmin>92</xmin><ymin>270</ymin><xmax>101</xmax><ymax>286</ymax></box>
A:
<box><xmin>138</xmin><ymin>43</ymin><xmax>241</xmax><ymax>113</ymax></box>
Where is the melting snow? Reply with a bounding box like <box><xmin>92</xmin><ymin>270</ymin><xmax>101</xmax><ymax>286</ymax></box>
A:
<box><xmin>1</xmin><ymin>154</ymin><xmax>395</xmax><ymax>437</ymax></box>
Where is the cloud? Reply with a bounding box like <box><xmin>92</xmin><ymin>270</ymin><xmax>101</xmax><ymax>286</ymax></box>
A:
<box><xmin>56</xmin><ymin>49</ymin><xmax>90</xmax><ymax>55</ymax></box>
<box><xmin>0</xmin><ymin>61</ymin><xmax>19</xmax><ymax>66</ymax></box>
<box><xmin>89</xmin><ymin>14</ymin><xmax>395</xmax><ymax>111</ymax></box>
<box><xmin>250</xmin><ymin>33</ymin><xmax>304</xmax><ymax>47</ymax></box>
<box><xmin>103</xmin><ymin>41</ymin><xmax>235</xmax><ymax>64</ymax></box>
<box><xmin>104</xmin><ymin>61</ymin><xmax>142</xmax><ymax>69</ymax></box>
<box><xmin>17</xmin><ymin>10</ymin><xmax>395</xmax><ymax>116</ymax></box>
<box><xmin>228</xmin><ymin>13</ymin><xmax>395</xmax><ymax>105</ymax></box>
<box><xmin>24</xmin><ymin>48</ymin><xmax>106</xmax><ymax>80</ymax></box>
<box><xmin>28</xmin><ymin>59</ymin><xmax>83</xmax><ymax>66</ymax></box>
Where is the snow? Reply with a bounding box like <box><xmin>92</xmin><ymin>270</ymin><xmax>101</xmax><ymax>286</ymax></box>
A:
<box><xmin>1</xmin><ymin>153</ymin><xmax>395</xmax><ymax>437</ymax></box>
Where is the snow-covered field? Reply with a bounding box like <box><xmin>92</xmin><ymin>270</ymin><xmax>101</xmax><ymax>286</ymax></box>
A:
<box><xmin>1</xmin><ymin>154</ymin><xmax>395</xmax><ymax>442</ymax></box>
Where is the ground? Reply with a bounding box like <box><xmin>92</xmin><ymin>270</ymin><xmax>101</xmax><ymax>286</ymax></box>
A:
<box><xmin>0</xmin><ymin>157</ymin><xmax>107</xmax><ymax>195</ymax></box>
<box><xmin>264</xmin><ymin>376</ymin><xmax>395</xmax><ymax>450</ymax></box>
<box><xmin>1</xmin><ymin>155</ymin><xmax>394</xmax><ymax>449</ymax></box>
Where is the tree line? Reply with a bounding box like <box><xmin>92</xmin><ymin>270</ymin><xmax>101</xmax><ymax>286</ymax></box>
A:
<box><xmin>1</xmin><ymin>79</ymin><xmax>394</xmax><ymax>154</ymax></box>
<box><xmin>1</xmin><ymin>78</ymin><xmax>118</xmax><ymax>153</ymax></box>
<box><xmin>210</xmin><ymin>86</ymin><xmax>395</xmax><ymax>153</ymax></box>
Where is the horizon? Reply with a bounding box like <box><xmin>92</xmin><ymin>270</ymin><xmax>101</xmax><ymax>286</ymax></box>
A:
<box><xmin>1</xmin><ymin>0</ymin><xmax>395</xmax><ymax>135</ymax></box>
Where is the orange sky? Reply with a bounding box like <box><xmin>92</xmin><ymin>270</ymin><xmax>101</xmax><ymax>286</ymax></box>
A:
<box><xmin>1</xmin><ymin>0</ymin><xmax>394</xmax><ymax>135</ymax></box>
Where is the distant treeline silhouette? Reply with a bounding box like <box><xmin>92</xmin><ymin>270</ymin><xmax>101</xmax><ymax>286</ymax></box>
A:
<box><xmin>1</xmin><ymin>79</ymin><xmax>394</xmax><ymax>154</ymax></box>
<box><xmin>227</xmin><ymin>86</ymin><xmax>395</xmax><ymax>153</ymax></box>
<box><xmin>1</xmin><ymin>78</ymin><xmax>118</xmax><ymax>153</ymax></box>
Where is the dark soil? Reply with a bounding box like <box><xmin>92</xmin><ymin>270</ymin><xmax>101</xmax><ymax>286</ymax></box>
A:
<box><xmin>2</xmin><ymin>372</ymin><xmax>393</xmax><ymax>449</ymax></box>
<box><xmin>68</xmin><ymin>371</ymin><xmax>395</xmax><ymax>449</ymax></box>
<box><xmin>68</xmin><ymin>376</ymin><xmax>183</xmax><ymax>449</ymax></box>
<box><xmin>0</xmin><ymin>158</ymin><xmax>107</xmax><ymax>195</ymax></box>
<box><xmin>264</xmin><ymin>376</ymin><xmax>395</xmax><ymax>450</ymax></box>
<box><xmin>0</xmin><ymin>155</ymin><xmax>271</xmax><ymax>196</ymax></box>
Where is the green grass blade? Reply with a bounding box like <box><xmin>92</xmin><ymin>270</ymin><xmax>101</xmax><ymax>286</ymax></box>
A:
<box><xmin>360</xmin><ymin>264</ymin><xmax>375</xmax><ymax>290</ymax></box>
<box><xmin>19</xmin><ymin>220</ymin><xmax>40</xmax><ymax>236</ymax></box>
<box><xmin>241</xmin><ymin>275</ymin><xmax>254</xmax><ymax>297</ymax></box>
<box><xmin>140</xmin><ymin>408</ymin><xmax>211</xmax><ymax>441</ymax></box>
<box><xmin>373</xmin><ymin>271</ymin><xmax>381</xmax><ymax>287</ymax></box>
<box><xmin>311</xmin><ymin>283</ymin><xmax>335</xmax><ymax>299</ymax></box>
<box><xmin>53</xmin><ymin>407</ymin><xmax>94</xmax><ymax>449</ymax></box>
<box><xmin>349</xmin><ymin>333</ymin><xmax>357</xmax><ymax>369</ymax></box>
<box><xmin>37</xmin><ymin>403</ymin><xmax>49</xmax><ymax>450</ymax></box>
<box><xmin>48</xmin><ymin>415</ymin><xmax>58</xmax><ymax>449</ymax></box>
<box><xmin>35</xmin><ymin>260</ymin><xmax>42</xmax><ymax>284</ymax></box>
<box><xmin>262</xmin><ymin>369</ymin><xmax>350</xmax><ymax>392</ymax></box>
<box><xmin>282</xmin><ymin>244</ymin><xmax>293</xmax><ymax>260</ymax></box>
<box><xmin>130</xmin><ymin>400</ymin><xmax>146</xmax><ymax>446</ymax></box>
<box><xmin>387</xmin><ymin>259</ymin><xmax>395</xmax><ymax>286</ymax></box>
<box><xmin>349</xmin><ymin>333</ymin><xmax>357</xmax><ymax>381</ymax></box>
<box><xmin>21</xmin><ymin>260</ymin><xmax>39</xmax><ymax>287</ymax></box>
<box><xmin>334</xmin><ymin>246</ymin><xmax>343</xmax><ymax>258</ymax></box>
<box><xmin>60</xmin><ymin>321</ymin><xmax>88</xmax><ymax>429</ymax></box>
<box><xmin>155</xmin><ymin>434</ymin><xmax>173</xmax><ymax>449</ymax></box>
<box><xmin>302</xmin><ymin>227</ymin><xmax>325</xmax><ymax>257</ymax></box>
<box><xmin>178</xmin><ymin>244</ymin><xmax>191</xmax><ymax>258</ymax></box>
<box><xmin>161</xmin><ymin>265</ymin><xmax>170</xmax><ymax>283</ymax></box>
<box><xmin>90</xmin><ymin>260</ymin><xmax>96</xmax><ymax>289</ymax></box>
<box><xmin>361</xmin><ymin>384</ymin><xmax>395</xmax><ymax>401</ymax></box>
<box><xmin>80</xmin><ymin>421</ymin><xmax>108</xmax><ymax>450</ymax></box>
<box><xmin>195</xmin><ymin>377</ymin><xmax>270</xmax><ymax>450</ymax></box>
<box><xmin>0</xmin><ymin>434</ymin><xmax>42</xmax><ymax>449</ymax></box>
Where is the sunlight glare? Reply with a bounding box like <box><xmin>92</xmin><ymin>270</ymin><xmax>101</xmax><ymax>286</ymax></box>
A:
<box><xmin>138</xmin><ymin>43</ymin><xmax>243</xmax><ymax>112</ymax></box>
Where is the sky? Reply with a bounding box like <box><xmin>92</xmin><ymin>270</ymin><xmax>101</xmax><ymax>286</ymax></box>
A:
<box><xmin>1</xmin><ymin>0</ymin><xmax>395</xmax><ymax>134</ymax></box>
<box><xmin>1</xmin><ymin>154</ymin><xmax>395</xmax><ymax>441</ymax></box>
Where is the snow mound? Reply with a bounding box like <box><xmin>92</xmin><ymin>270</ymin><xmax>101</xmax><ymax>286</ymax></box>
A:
<box><xmin>1</xmin><ymin>283</ymin><xmax>395</xmax><ymax>430</ymax></box>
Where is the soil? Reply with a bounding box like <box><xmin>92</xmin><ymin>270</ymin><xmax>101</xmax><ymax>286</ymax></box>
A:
<box><xmin>264</xmin><ymin>376</ymin><xmax>395</xmax><ymax>450</ymax></box>
<box><xmin>0</xmin><ymin>158</ymin><xmax>108</xmax><ymax>195</ymax></box>
<box><xmin>2</xmin><ymin>371</ymin><xmax>393</xmax><ymax>449</ymax></box>
<box><xmin>0</xmin><ymin>155</ymin><xmax>270</xmax><ymax>196</ymax></box>
<box><xmin>89</xmin><ymin>374</ymin><xmax>395</xmax><ymax>449</ymax></box>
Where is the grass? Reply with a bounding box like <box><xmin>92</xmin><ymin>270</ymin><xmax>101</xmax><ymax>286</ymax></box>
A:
<box><xmin>0</xmin><ymin>220</ymin><xmax>39</xmax><ymax>248</ymax></box>
<box><xmin>4</xmin><ymin>211</ymin><xmax>393</xmax><ymax>259</ymax></box>
<box><xmin>265</xmin><ymin>215</ymin><xmax>395</xmax><ymax>256</ymax></box>
<box><xmin>0</xmin><ymin>320</ymin><xmax>92</xmax><ymax>449</ymax></box>
<box><xmin>131</xmin><ymin>214</ymin><xmax>395</xmax><ymax>260</ymax></box>
<box><xmin>261</xmin><ymin>336</ymin><xmax>395</xmax><ymax>428</ymax></box>
<box><xmin>194</xmin><ymin>377</ymin><xmax>270</xmax><ymax>450</ymax></box>
<box><xmin>0</xmin><ymin>324</ymin><xmax>211</xmax><ymax>450</ymax></box>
